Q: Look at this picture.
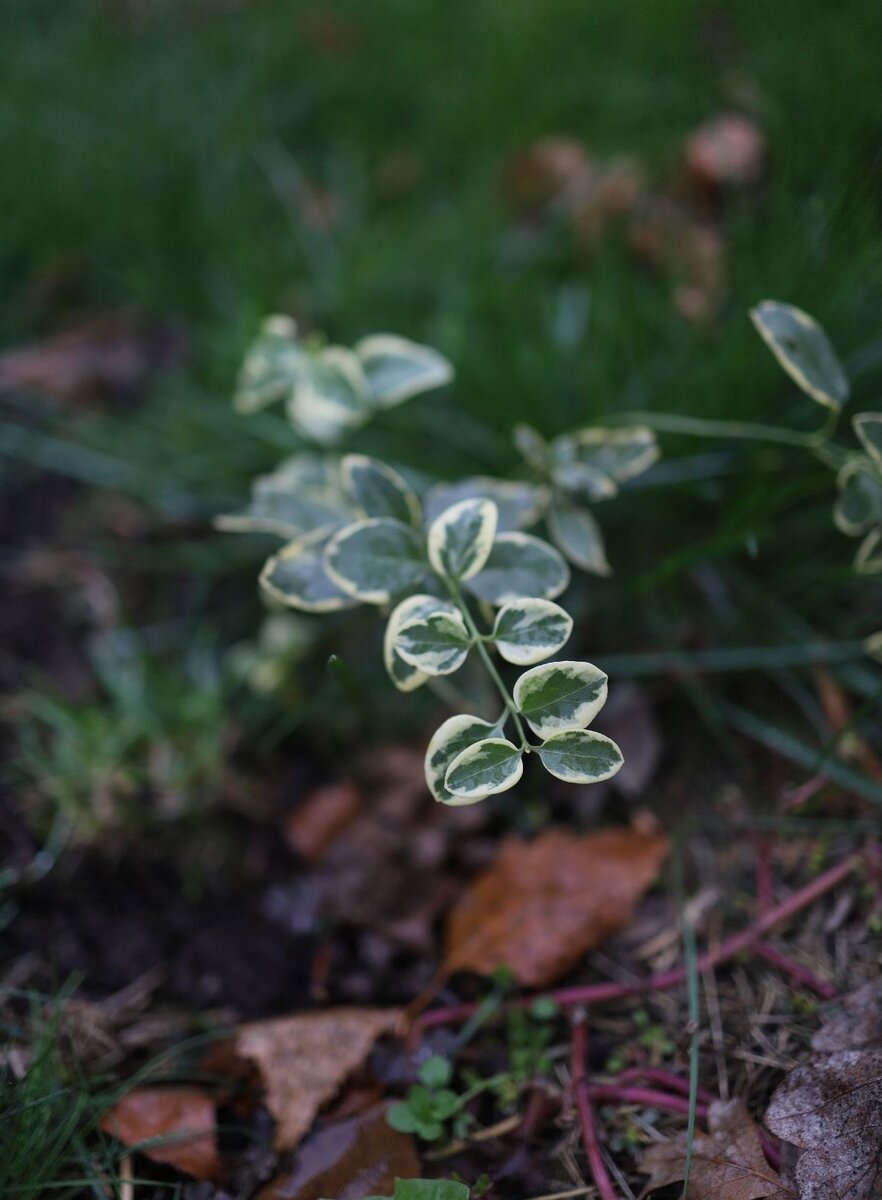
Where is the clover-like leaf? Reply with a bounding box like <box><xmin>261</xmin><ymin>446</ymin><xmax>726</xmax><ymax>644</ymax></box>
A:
<box><xmin>466</xmin><ymin>533</ymin><xmax>570</xmax><ymax>606</ymax></box>
<box><xmin>260</xmin><ymin>530</ymin><xmax>359</xmax><ymax>613</ymax></box>
<box><xmin>834</xmin><ymin>460</ymin><xmax>882</xmax><ymax>537</ymax></box>
<box><xmin>424</xmin><ymin>478</ymin><xmax>548</xmax><ymax>532</ymax></box>
<box><xmin>513</xmin><ymin>660</ymin><xmax>608</xmax><ymax>738</ymax></box>
<box><xmin>424</xmin><ymin>713</ymin><xmax>504</xmax><ymax>804</ymax></box>
<box><xmin>750</xmin><ymin>300</ymin><xmax>849</xmax><ymax>410</ymax></box>
<box><xmin>355</xmin><ymin>334</ymin><xmax>453</xmax><ymax>409</ymax></box>
<box><xmin>538</xmin><ymin>729</ymin><xmax>623</xmax><ymax>784</ymax></box>
<box><xmin>547</xmin><ymin>498</ymin><xmax>611</xmax><ymax>575</ymax></box>
<box><xmin>427</xmin><ymin>498</ymin><xmax>497</xmax><ymax>581</ymax></box>
<box><xmin>325</xmin><ymin>518</ymin><xmax>426</xmax><ymax>603</ymax></box>
<box><xmin>396</xmin><ymin>610</ymin><xmax>471</xmax><ymax>676</ymax></box>
<box><xmin>492</xmin><ymin>599</ymin><xmax>572</xmax><ymax>666</ymax></box>
<box><xmin>341</xmin><ymin>454</ymin><xmax>422</xmax><ymax>526</ymax></box>
<box><xmin>855</xmin><ymin>527</ymin><xmax>882</xmax><ymax>575</ymax></box>
<box><xmin>384</xmin><ymin>594</ymin><xmax>458</xmax><ymax>693</ymax></box>
<box><xmin>234</xmin><ymin>315</ymin><xmax>308</xmax><ymax>414</ymax></box>
<box><xmin>853</xmin><ymin>412</ymin><xmax>882</xmax><ymax>472</ymax></box>
<box><xmin>444</xmin><ymin>738</ymin><xmax>524</xmax><ymax>801</ymax></box>
<box><xmin>288</xmin><ymin>347</ymin><xmax>369</xmax><ymax>444</ymax></box>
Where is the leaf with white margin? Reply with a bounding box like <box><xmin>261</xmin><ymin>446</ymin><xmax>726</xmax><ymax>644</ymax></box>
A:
<box><xmin>396</xmin><ymin>610</ymin><xmax>471</xmax><ymax>676</ymax></box>
<box><xmin>551</xmin><ymin>459</ymin><xmax>618</xmax><ymax>502</ymax></box>
<box><xmin>341</xmin><ymin>454</ymin><xmax>422</xmax><ymax>526</ymax></box>
<box><xmin>234</xmin><ymin>315</ymin><xmax>309</xmax><ymax>414</ymax></box>
<box><xmin>513</xmin><ymin>660</ymin><xmax>608</xmax><ymax>738</ymax></box>
<box><xmin>853</xmin><ymin>413</ymin><xmax>882</xmax><ymax>472</ymax></box>
<box><xmin>466</xmin><ymin>533</ymin><xmax>570</xmax><ymax>606</ymax></box>
<box><xmin>216</xmin><ymin>457</ymin><xmax>349</xmax><ymax>539</ymax></box>
<box><xmin>750</xmin><ymin>300</ymin><xmax>849</xmax><ymax>410</ymax></box>
<box><xmin>428</xmin><ymin>498</ymin><xmax>497</xmax><ymax>581</ymax></box>
<box><xmin>554</xmin><ymin>426</ymin><xmax>660</xmax><ymax>486</ymax></box>
<box><xmin>548</xmin><ymin>498</ymin><xmax>611</xmax><ymax>576</ymax></box>
<box><xmin>424</xmin><ymin>478</ymin><xmax>548</xmax><ymax>532</ymax></box>
<box><xmin>325</xmin><ymin>518</ymin><xmax>426</xmax><ymax>603</ymax></box>
<box><xmin>355</xmin><ymin>334</ymin><xmax>453</xmax><ymax>409</ymax></box>
<box><xmin>834</xmin><ymin>461</ymin><xmax>882</xmax><ymax>537</ymax></box>
<box><xmin>865</xmin><ymin>631</ymin><xmax>882</xmax><ymax>664</ymax></box>
<box><xmin>514</xmin><ymin>423</ymin><xmax>551</xmax><ymax>471</ymax></box>
<box><xmin>287</xmin><ymin>347</ymin><xmax>369</xmax><ymax>444</ymax></box>
<box><xmin>538</xmin><ymin>729</ymin><xmax>624</xmax><ymax>784</ymax></box>
<box><xmin>260</xmin><ymin>529</ymin><xmax>358</xmax><ymax>613</ymax></box>
<box><xmin>445</xmin><ymin>738</ymin><xmax>524</xmax><ymax>801</ymax></box>
<box><xmin>855</xmin><ymin>527</ymin><xmax>882</xmax><ymax>574</ymax></box>
<box><xmin>384</xmin><ymin>594</ymin><xmax>457</xmax><ymax>692</ymax></box>
<box><xmin>492</xmin><ymin>598</ymin><xmax>572</xmax><ymax>666</ymax></box>
<box><xmin>425</xmin><ymin>713</ymin><xmax>504</xmax><ymax>804</ymax></box>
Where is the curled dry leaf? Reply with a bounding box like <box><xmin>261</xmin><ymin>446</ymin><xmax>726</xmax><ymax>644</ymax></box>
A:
<box><xmin>638</xmin><ymin>1098</ymin><xmax>793</xmax><ymax>1199</ymax></box>
<box><xmin>100</xmin><ymin>1086</ymin><xmax>219</xmax><ymax>1181</ymax></box>
<box><xmin>443</xmin><ymin>827</ymin><xmax>668</xmax><ymax>987</ymax></box>
<box><xmin>235</xmin><ymin>1008</ymin><xmax>403</xmax><ymax>1151</ymax></box>
<box><xmin>765</xmin><ymin>981</ymin><xmax>882</xmax><ymax>1200</ymax></box>
<box><xmin>255</xmin><ymin>1104</ymin><xmax>419</xmax><ymax>1200</ymax></box>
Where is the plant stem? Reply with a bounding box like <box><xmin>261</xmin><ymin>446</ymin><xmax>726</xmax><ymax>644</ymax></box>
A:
<box><xmin>570</xmin><ymin>1013</ymin><xmax>618</xmax><ymax>1200</ymax></box>
<box><xmin>587</xmin><ymin>1084</ymin><xmax>708</xmax><ymax>1120</ymax></box>
<box><xmin>604</xmin><ymin>408</ymin><xmax>838</xmax><ymax>450</ymax></box>
<box><xmin>449</xmin><ymin>579</ymin><xmax>530</xmax><ymax>751</ymax></box>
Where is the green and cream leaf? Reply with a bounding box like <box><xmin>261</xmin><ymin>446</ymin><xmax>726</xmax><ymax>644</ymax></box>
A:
<box><xmin>259</xmin><ymin>530</ymin><xmax>358</xmax><ymax>613</ymax></box>
<box><xmin>492</xmin><ymin>599</ymin><xmax>572</xmax><ymax>666</ymax></box>
<box><xmin>853</xmin><ymin>413</ymin><xmax>882</xmax><ymax>472</ymax></box>
<box><xmin>855</xmin><ymin>527</ymin><xmax>882</xmax><ymax>575</ymax></box>
<box><xmin>355</xmin><ymin>334</ymin><xmax>453</xmax><ymax>409</ymax></box>
<box><xmin>396</xmin><ymin>610</ymin><xmax>471</xmax><ymax>676</ymax></box>
<box><xmin>325</xmin><ymin>518</ymin><xmax>426</xmax><ymax>603</ymax></box>
<box><xmin>427</xmin><ymin>498</ymin><xmax>497</xmax><ymax>581</ymax></box>
<box><xmin>750</xmin><ymin>300</ymin><xmax>849</xmax><ymax>410</ymax></box>
<box><xmin>424</xmin><ymin>714</ymin><xmax>505</xmax><ymax>804</ymax></box>
<box><xmin>424</xmin><ymin>478</ymin><xmax>548</xmax><ymax>532</ymax></box>
<box><xmin>514</xmin><ymin>423</ymin><xmax>551</xmax><ymax>472</ymax></box>
<box><xmin>547</xmin><ymin>499</ymin><xmax>611</xmax><ymax>575</ymax></box>
<box><xmin>444</xmin><ymin>738</ymin><xmax>524</xmax><ymax>801</ymax></box>
<box><xmin>234</xmin><ymin>315</ymin><xmax>308</xmax><ymax>414</ymax></box>
<box><xmin>341</xmin><ymin>454</ymin><xmax>422</xmax><ymax>525</ymax></box>
<box><xmin>554</xmin><ymin>425</ymin><xmax>659</xmax><ymax>486</ymax></box>
<box><xmin>513</xmin><ymin>660</ymin><xmax>608</xmax><ymax>738</ymax></box>
<box><xmin>538</xmin><ymin>729</ymin><xmax>624</xmax><ymax>784</ymax></box>
<box><xmin>287</xmin><ymin>347</ymin><xmax>369</xmax><ymax>444</ymax></box>
<box><xmin>466</xmin><ymin>533</ymin><xmax>570</xmax><ymax>606</ymax></box>
<box><xmin>834</xmin><ymin>461</ymin><xmax>882</xmax><ymax>537</ymax></box>
<box><xmin>384</xmin><ymin>594</ymin><xmax>457</xmax><ymax>692</ymax></box>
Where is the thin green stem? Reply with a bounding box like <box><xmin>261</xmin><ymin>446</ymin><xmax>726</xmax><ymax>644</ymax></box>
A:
<box><xmin>605</xmin><ymin>407</ymin><xmax>839</xmax><ymax>450</ymax></box>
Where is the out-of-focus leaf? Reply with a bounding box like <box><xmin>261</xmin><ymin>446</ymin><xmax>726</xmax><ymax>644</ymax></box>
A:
<box><xmin>99</xmin><ymin>1086</ymin><xmax>219</xmax><ymax>1181</ymax></box>
<box><xmin>750</xmin><ymin>300</ymin><xmax>849</xmax><ymax>410</ymax></box>
<box><xmin>424</xmin><ymin>477</ymin><xmax>548</xmax><ymax>532</ymax></box>
<box><xmin>465</xmin><ymin>533</ymin><xmax>569</xmax><ymax>605</ymax></box>
<box><xmin>342</xmin><ymin>454</ymin><xmax>422</xmax><ymax>526</ymax></box>
<box><xmin>547</xmin><ymin>498</ymin><xmax>611</xmax><ymax>575</ymax></box>
<box><xmin>261</xmin><ymin>530</ymin><xmax>359</xmax><ymax>613</ymax></box>
<box><xmin>325</xmin><ymin>519</ymin><xmax>426</xmax><ymax>603</ymax></box>
<box><xmin>355</xmin><ymin>335</ymin><xmax>453</xmax><ymax>409</ymax></box>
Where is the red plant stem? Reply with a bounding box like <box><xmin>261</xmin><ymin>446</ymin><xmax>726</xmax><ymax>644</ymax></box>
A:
<box><xmin>588</xmin><ymin>1084</ymin><xmax>708</xmax><ymax>1120</ymax></box>
<box><xmin>611</xmin><ymin>1066</ymin><xmax>715</xmax><ymax>1105</ymax></box>
<box><xmin>753</xmin><ymin>833</ymin><xmax>775</xmax><ymax>912</ymax></box>
<box><xmin>570</xmin><ymin>1014</ymin><xmax>618</xmax><ymax>1200</ymax></box>
<box><xmin>414</xmin><ymin>853</ymin><xmax>859</xmax><ymax>1036</ymax></box>
<box><xmin>753</xmin><ymin>940</ymin><xmax>838</xmax><ymax>999</ymax></box>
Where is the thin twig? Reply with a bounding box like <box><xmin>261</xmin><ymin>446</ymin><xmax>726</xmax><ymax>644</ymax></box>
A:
<box><xmin>752</xmin><ymin>941</ymin><xmax>838</xmax><ymax>999</ymax></box>
<box><xmin>570</xmin><ymin>1012</ymin><xmax>618</xmax><ymax>1200</ymax></box>
<box><xmin>587</xmin><ymin>1084</ymin><xmax>708</xmax><ymax>1120</ymax></box>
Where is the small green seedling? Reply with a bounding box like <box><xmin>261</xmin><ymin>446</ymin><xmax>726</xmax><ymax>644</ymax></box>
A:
<box><xmin>387</xmin><ymin>1056</ymin><xmax>468</xmax><ymax>1142</ymax></box>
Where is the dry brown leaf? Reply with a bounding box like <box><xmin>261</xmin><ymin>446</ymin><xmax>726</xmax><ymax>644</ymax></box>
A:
<box><xmin>284</xmin><ymin>781</ymin><xmax>363</xmax><ymax>864</ymax></box>
<box><xmin>638</xmin><ymin>1098</ymin><xmax>793</xmax><ymax>1199</ymax></box>
<box><xmin>765</xmin><ymin>981</ymin><xmax>882</xmax><ymax>1200</ymax></box>
<box><xmin>685</xmin><ymin>113</ymin><xmax>766</xmax><ymax>191</ymax></box>
<box><xmin>100</xmin><ymin>1086</ymin><xmax>219</xmax><ymax>1181</ymax></box>
<box><xmin>235</xmin><ymin>1007</ymin><xmax>403</xmax><ymax>1152</ymax></box>
<box><xmin>443</xmin><ymin>826</ymin><xmax>668</xmax><ymax>987</ymax></box>
<box><xmin>255</xmin><ymin>1104</ymin><xmax>419</xmax><ymax>1200</ymax></box>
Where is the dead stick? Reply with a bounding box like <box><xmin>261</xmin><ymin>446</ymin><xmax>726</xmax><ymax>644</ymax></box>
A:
<box><xmin>570</xmin><ymin>1012</ymin><xmax>618</xmax><ymax>1200</ymax></box>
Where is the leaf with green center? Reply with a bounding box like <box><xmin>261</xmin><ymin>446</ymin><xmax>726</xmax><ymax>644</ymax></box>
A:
<box><xmin>853</xmin><ymin>413</ymin><xmax>882</xmax><ymax>472</ymax></box>
<box><xmin>538</xmin><ymin>729</ymin><xmax>624</xmax><ymax>784</ymax></box>
<box><xmin>325</xmin><ymin>518</ymin><xmax>426</xmax><ymax>604</ymax></box>
<box><xmin>394</xmin><ymin>1182</ymin><xmax>470</xmax><ymax>1200</ymax></box>
<box><xmin>341</xmin><ymin>454</ymin><xmax>422</xmax><ymax>526</ymax></box>
<box><xmin>513</xmin><ymin>660</ymin><xmax>608</xmax><ymax>738</ymax></box>
<box><xmin>514</xmin><ymin>423</ymin><xmax>551</xmax><ymax>471</ymax></box>
<box><xmin>834</xmin><ymin>461</ymin><xmax>882</xmax><ymax>536</ymax></box>
<box><xmin>547</xmin><ymin>498</ymin><xmax>611</xmax><ymax>575</ymax></box>
<box><xmin>424</xmin><ymin>478</ymin><xmax>548</xmax><ymax>532</ymax></box>
<box><xmin>260</xmin><ymin>530</ymin><xmax>358</xmax><ymax>613</ymax></box>
<box><xmin>288</xmin><ymin>347</ymin><xmax>369</xmax><ymax>444</ymax></box>
<box><xmin>396</xmin><ymin>611</ymin><xmax>471</xmax><ymax>676</ymax></box>
<box><xmin>466</xmin><ymin>533</ymin><xmax>570</xmax><ymax>606</ymax></box>
<box><xmin>427</xmin><ymin>498</ymin><xmax>497</xmax><ymax>581</ymax></box>
<box><xmin>444</xmin><ymin>738</ymin><xmax>524</xmax><ymax>801</ymax></box>
<box><xmin>355</xmin><ymin>334</ymin><xmax>453</xmax><ymax>409</ymax></box>
<box><xmin>384</xmin><ymin>594</ymin><xmax>457</xmax><ymax>692</ymax></box>
<box><xmin>492</xmin><ymin>599</ymin><xmax>572</xmax><ymax>666</ymax></box>
<box><xmin>216</xmin><ymin>455</ymin><xmax>349</xmax><ymax>539</ymax></box>
<box><xmin>553</xmin><ymin>426</ymin><xmax>659</xmax><ymax>486</ymax></box>
<box><xmin>424</xmin><ymin>713</ymin><xmax>504</xmax><ymax>804</ymax></box>
<box><xmin>234</xmin><ymin>315</ymin><xmax>309</xmax><ymax>414</ymax></box>
<box><xmin>551</xmin><ymin>459</ymin><xmax>618</xmax><ymax>502</ymax></box>
<box><xmin>855</xmin><ymin>527</ymin><xmax>882</xmax><ymax>574</ymax></box>
<box><xmin>750</xmin><ymin>300</ymin><xmax>849</xmax><ymax>410</ymax></box>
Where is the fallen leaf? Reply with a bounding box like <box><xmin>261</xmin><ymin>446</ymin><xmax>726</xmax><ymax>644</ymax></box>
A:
<box><xmin>765</xmin><ymin>981</ymin><xmax>882</xmax><ymax>1200</ymax></box>
<box><xmin>235</xmin><ymin>1008</ymin><xmax>403</xmax><ymax>1151</ymax></box>
<box><xmin>443</xmin><ymin>826</ymin><xmax>668</xmax><ymax>987</ymax></box>
<box><xmin>100</xmin><ymin>1086</ymin><xmax>219</xmax><ymax>1181</ymax></box>
<box><xmin>255</xmin><ymin>1104</ymin><xmax>419</xmax><ymax>1200</ymax></box>
<box><xmin>685</xmin><ymin>113</ymin><xmax>766</xmax><ymax>191</ymax></box>
<box><xmin>284</xmin><ymin>781</ymin><xmax>363</xmax><ymax>863</ymax></box>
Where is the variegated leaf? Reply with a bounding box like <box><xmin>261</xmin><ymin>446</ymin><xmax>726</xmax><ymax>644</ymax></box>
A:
<box><xmin>551</xmin><ymin>459</ymin><xmax>618</xmax><ymax>502</ymax></box>
<box><xmin>396</xmin><ymin>610</ymin><xmax>471</xmax><ymax>676</ymax></box>
<box><xmin>466</xmin><ymin>533</ymin><xmax>570</xmax><ymax>606</ymax></box>
<box><xmin>547</xmin><ymin>498</ymin><xmax>611</xmax><ymax>576</ymax></box>
<box><xmin>424</xmin><ymin>478</ymin><xmax>548</xmax><ymax>532</ymax></box>
<box><xmin>287</xmin><ymin>347</ymin><xmax>369</xmax><ymax>444</ymax></box>
<box><xmin>492</xmin><ymin>598</ymin><xmax>572</xmax><ymax>666</ymax></box>
<box><xmin>445</xmin><ymin>738</ymin><xmax>524</xmax><ymax>801</ymax></box>
<box><xmin>513</xmin><ymin>423</ymin><xmax>551</xmax><ymax>471</ymax></box>
<box><xmin>427</xmin><ymin>498</ymin><xmax>497</xmax><ymax>581</ymax></box>
<box><xmin>853</xmin><ymin>413</ymin><xmax>882</xmax><ymax>472</ymax></box>
<box><xmin>855</xmin><ymin>527</ymin><xmax>882</xmax><ymax>574</ymax></box>
<box><xmin>834</xmin><ymin>461</ymin><xmax>882</xmax><ymax>537</ymax></box>
<box><xmin>355</xmin><ymin>334</ymin><xmax>453</xmax><ymax>409</ymax></box>
<box><xmin>554</xmin><ymin>425</ymin><xmax>659</xmax><ymax>486</ymax></box>
<box><xmin>384</xmin><ymin>594</ymin><xmax>456</xmax><ymax>693</ymax></box>
<box><xmin>341</xmin><ymin>454</ymin><xmax>422</xmax><ymax>526</ymax></box>
<box><xmin>538</xmin><ymin>729</ymin><xmax>623</xmax><ymax>784</ymax></box>
<box><xmin>216</xmin><ymin>456</ymin><xmax>349</xmax><ymax>539</ymax></box>
<box><xmin>750</xmin><ymin>300</ymin><xmax>849</xmax><ymax>410</ymax></box>
<box><xmin>234</xmin><ymin>315</ymin><xmax>308</xmax><ymax>414</ymax></box>
<box><xmin>513</xmin><ymin>660</ymin><xmax>608</xmax><ymax>739</ymax></box>
<box><xmin>424</xmin><ymin>713</ymin><xmax>504</xmax><ymax>804</ymax></box>
<box><xmin>325</xmin><ymin>518</ymin><xmax>426</xmax><ymax>603</ymax></box>
<box><xmin>259</xmin><ymin>530</ymin><xmax>358</xmax><ymax>613</ymax></box>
